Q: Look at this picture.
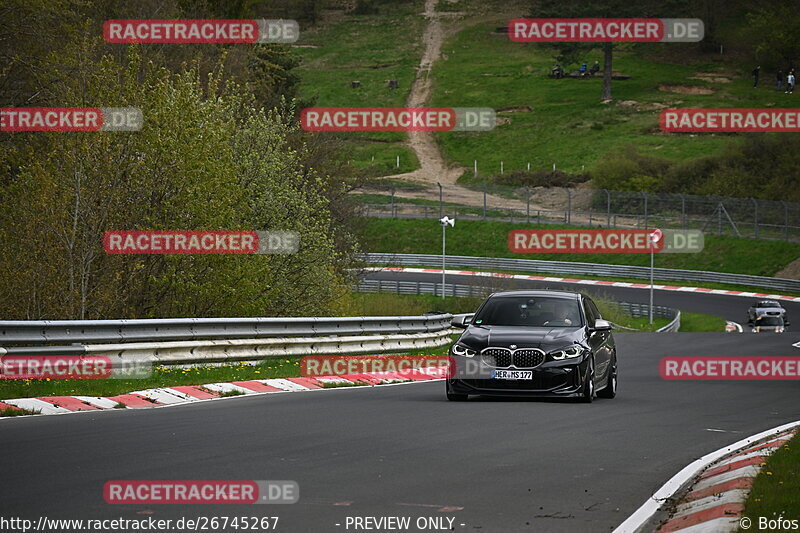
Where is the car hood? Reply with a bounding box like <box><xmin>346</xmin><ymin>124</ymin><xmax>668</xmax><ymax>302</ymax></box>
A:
<box><xmin>459</xmin><ymin>325</ymin><xmax>583</xmax><ymax>350</ymax></box>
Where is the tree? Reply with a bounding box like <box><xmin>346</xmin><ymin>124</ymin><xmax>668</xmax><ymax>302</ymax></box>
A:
<box><xmin>529</xmin><ymin>0</ymin><xmax>689</xmax><ymax>102</ymax></box>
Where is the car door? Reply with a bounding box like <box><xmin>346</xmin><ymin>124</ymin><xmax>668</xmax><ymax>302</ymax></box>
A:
<box><xmin>584</xmin><ymin>297</ymin><xmax>612</xmax><ymax>385</ymax></box>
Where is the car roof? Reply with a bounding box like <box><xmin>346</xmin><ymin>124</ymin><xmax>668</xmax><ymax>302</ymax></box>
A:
<box><xmin>488</xmin><ymin>290</ymin><xmax>580</xmax><ymax>300</ymax></box>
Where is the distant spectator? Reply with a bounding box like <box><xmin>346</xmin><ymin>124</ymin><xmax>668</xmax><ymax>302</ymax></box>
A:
<box><xmin>589</xmin><ymin>61</ymin><xmax>600</xmax><ymax>76</ymax></box>
<box><xmin>579</xmin><ymin>63</ymin><xmax>588</xmax><ymax>76</ymax></box>
<box><xmin>787</xmin><ymin>71</ymin><xmax>795</xmax><ymax>94</ymax></box>
<box><xmin>753</xmin><ymin>65</ymin><xmax>760</xmax><ymax>88</ymax></box>
<box><xmin>551</xmin><ymin>64</ymin><xmax>564</xmax><ymax>79</ymax></box>
<box><xmin>777</xmin><ymin>69</ymin><xmax>783</xmax><ymax>91</ymax></box>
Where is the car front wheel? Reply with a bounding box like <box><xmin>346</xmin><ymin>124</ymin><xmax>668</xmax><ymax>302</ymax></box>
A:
<box><xmin>579</xmin><ymin>360</ymin><xmax>595</xmax><ymax>403</ymax></box>
<box><xmin>597</xmin><ymin>362</ymin><xmax>616</xmax><ymax>399</ymax></box>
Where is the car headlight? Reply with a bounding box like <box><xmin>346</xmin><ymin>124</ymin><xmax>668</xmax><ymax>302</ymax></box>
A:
<box><xmin>451</xmin><ymin>343</ymin><xmax>477</xmax><ymax>357</ymax></box>
<box><xmin>549</xmin><ymin>345</ymin><xmax>585</xmax><ymax>360</ymax></box>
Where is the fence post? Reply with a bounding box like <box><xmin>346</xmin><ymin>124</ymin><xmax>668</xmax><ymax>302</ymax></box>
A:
<box><xmin>474</xmin><ymin>159</ymin><xmax>477</xmax><ymax>177</ymax></box>
<box><xmin>679</xmin><ymin>194</ymin><xmax>686</xmax><ymax>230</ymax></box>
<box><xmin>391</xmin><ymin>188</ymin><xmax>396</xmax><ymax>218</ymax></box>
<box><xmin>604</xmin><ymin>189</ymin><xmax>611</xmax><ymax>227</ymax></box>
<box><xmin>642</xmin><ymin>191</ymin><xmax>649</xmax><ymax>229</ymax></box>
<box><xmin>482</xmin><ymin>184</ymin><xmax>487</xmax><ymax>219</ymax></box>
<box><xmin>566</xmin><ymin>189</ymin><xmax>572</xmax><ymax>224</ymax></box>
<box><xmin>526</xmin><ymin>187</ymin><xmax>531</xmax><ymax>223</ymax></box>
<box><xmin>437</xmin><ymin>182</ymin><xmax>443</xmax><ymax>218</ymax></box>
<box><xmin>751</xmin><ymin>198</ymin><xmax>759</xmax><ymax>239</ymax></box>
<box><xmin>782</xmin><ymin>200</ymin><xmax>789</xmax><ymax>241</ymax></box>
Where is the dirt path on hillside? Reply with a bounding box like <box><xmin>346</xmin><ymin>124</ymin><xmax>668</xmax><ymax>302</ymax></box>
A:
<box><xmin>369</xmin><ymin>0</ymin><xmax>530</xmax><ymax>210</ymax></box>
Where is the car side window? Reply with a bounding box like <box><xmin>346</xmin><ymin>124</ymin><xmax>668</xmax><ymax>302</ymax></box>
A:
<box><xmin>583</xmin><ymin>298</ymin><xmax>598</xmax><ymax>325</ymax></box>
<box><xmin>588</xmin><ymin>300</ymin><xmax>602</xmax><ymax>320</ymax></box>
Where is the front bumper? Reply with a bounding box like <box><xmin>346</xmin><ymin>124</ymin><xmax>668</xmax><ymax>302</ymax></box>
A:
<box><xmin>447</xmin><ymin>357</ymin><xmax>591</xmax><ymax>397</ymax></box>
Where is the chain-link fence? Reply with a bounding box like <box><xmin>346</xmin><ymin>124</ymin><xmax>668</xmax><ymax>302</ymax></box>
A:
<box><xmin>355</xmin><ymin>183</ymin><xmax>800</xmax><ymax>242</ymax></box>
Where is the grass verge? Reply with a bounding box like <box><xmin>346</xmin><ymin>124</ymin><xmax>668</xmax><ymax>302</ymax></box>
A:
<box><xmin>361</xmin><ymin>218</ymin><xmax>800</xmax><ymax>290</ymax></box>
<box><xmin>740</xmin><ymin>432</ymin><xmax>800</xmax><ymax>524</ymax></box>
<box><xmin>679</xmin><ymin>312</ymin><xmax>728</xmax><ymax>332</ymax></box>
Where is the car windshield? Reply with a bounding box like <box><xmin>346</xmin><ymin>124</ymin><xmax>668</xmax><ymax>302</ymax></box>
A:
<box><xmin>757</xmin><ymin>301</ymin><xmax>781</xmax><ymax>308</ymax></box>
<box><xmin>472</xmin><ymin>296</ymin><xmax>583</xmax><ymax>327</ymax></box>
<box><xmin>756</xmin><ymin>317</ymin><xmax>783</xmax><ymax>326</ymax></box>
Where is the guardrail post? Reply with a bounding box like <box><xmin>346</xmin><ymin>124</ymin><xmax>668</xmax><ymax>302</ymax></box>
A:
<box><xmin>391</xmin><ymin>188</ymin><xmax>396</xmax><ymax>218</ymax></box>
<box><xmin>604</xmin><ymin>189</ymin><xmax>611</xmax><ymax>227</ymax></box>
<box><xmin>482</xmin><ymin>184</ymin><xmax>487</xmax><ymax>219</ymax></box>
<box><xmin>751</xmin><ymin>197</ymin><xmax>759</xmax><ymax>239</ymax></box>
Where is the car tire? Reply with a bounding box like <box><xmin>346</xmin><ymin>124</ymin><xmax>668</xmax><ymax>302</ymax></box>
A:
<box><xmin>446</xmin><ymin>381</ymin><xmax>468</xmax><ymax>401</ymax></box>
<box><xmin>579</xmin><ymin>360</ymin><xmax>595</xmax><ymax>403</ymax></box>
<box><xmin>597</xmin><ymin>361</ymin><xmax>616</xmax><ymax>399</ymax></box>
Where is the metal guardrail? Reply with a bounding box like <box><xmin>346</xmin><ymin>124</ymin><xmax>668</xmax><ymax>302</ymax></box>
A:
<box><xmin>0</xmin><ymin>314</ymin><xmax>460</xmax><ymax>365</ymax></box>
<box><xmin>362</xmin><ymin>253</ymin><xmax>800</xmax><ymax>293</ymax></box>
<box><xmin>358</xmin><ymin>280</ymin><xmax>681</xmax><ymax>332</ymax></box>
<box><xmin>0</xmin><ymin>315</ymin><xmax>454</xmax><ymax>346</ymax></box>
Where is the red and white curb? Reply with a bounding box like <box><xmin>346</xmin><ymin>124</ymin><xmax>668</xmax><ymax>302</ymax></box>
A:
<box><xmin>613</xmin><ymin>422</ymin><xmax>800</xmax><ymax>533</ymax></box>
<box><xmin>0</xmin><ymin>369</ymin><xmax>446</xmax><ymax>418</ymax></box>
<box><xmin>725</xmin><ymin>321</ymin><xmax>743</xmax><ymax>333</ymax></box>
<box><xmin>370</xmin><ymin>267</ymin><xmax>800</xmax><ymax>303</ymax></box>
<box><xmin>654</xmin><ymin>430</ymin><xmax>796</xmax><ymax>532</ymax></box>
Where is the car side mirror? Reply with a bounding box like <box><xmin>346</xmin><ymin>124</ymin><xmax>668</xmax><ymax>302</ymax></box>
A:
<box><xmin>451</xmin><ymin>315</ymin><xmax>471</xmax><ymax>328</ymax></box>
<box><xmin>592</xmin><ymin>319</ymin><xmax>613</xmax><ymax>331</ymax></box>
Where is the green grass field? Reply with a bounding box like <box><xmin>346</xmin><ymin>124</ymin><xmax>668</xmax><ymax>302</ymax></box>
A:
<box><xmin>361</xmin><ymin>218</ymin><xmax>800</xmax><ymax>278</ymax></box>
<box><xmin>292</xmin><ymin>0</ymin><xmax>791</xmax><ymax>177</ymax></box>
<box><xmin>741</xmin><ymin>432</ymin><xmax>800</xmax><ymax>524</ymax></box>
<box><xmin>431</xmin><ymin>20</ymin><xmax>779</xmax><ymax>176</ymax></box>
<box><xmin>294</xmin><ymin>1</ymin><xmax>424</xmax><ymax>175</ymax></box>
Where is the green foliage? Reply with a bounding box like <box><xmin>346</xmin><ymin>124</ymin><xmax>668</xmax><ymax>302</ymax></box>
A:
<box><xmin>592</xmin><ymin>136</ymin><xmax>800</xmax><ymax>202</ymax></box>
<box><xmin>0</xmin><ymin>43</ymin><xmax>355</xmax><ymax>319</ymax></box>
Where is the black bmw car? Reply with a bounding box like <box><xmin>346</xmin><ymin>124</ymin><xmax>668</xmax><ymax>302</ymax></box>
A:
<box><xmin>446</xmin><ymin>290</ymin><xmax>617</xmax><ymax>402</ymax></box>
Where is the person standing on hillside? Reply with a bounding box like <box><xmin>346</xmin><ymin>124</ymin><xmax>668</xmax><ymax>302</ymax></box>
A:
<box><xmin>753</xmin><ymin>65</ymin><xmax>761</xmax><ymax>88</ymax></box>
<box><xmin>786</xmin><ymin>70</ymin><xmax>795</xmax><ymax>94</ymax></box>
<box><xmin>777</xmin><ymin>69</ymin><xmax>783</xmax><ymax>91</ymax></box>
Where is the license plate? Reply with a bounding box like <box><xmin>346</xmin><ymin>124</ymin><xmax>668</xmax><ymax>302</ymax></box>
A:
<box><xmin>492</xmin><ymin>370</ymin><xmax>533</xmax><ymax>380</ymax></box>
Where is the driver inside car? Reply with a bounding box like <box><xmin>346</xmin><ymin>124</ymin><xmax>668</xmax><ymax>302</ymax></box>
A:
<box><xmin>544</xmin><ymin>303</ymin><xmax>579</xmax><ymax>326</ymax></box>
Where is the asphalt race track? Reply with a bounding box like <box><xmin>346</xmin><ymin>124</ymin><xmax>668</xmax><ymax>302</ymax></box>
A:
<box><xmin>1</xmin><ymin>273</ymin><xmax>800</xmax><ymax>533</ymax></box>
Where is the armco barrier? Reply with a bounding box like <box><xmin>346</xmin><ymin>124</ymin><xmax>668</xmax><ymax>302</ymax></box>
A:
<box><xmin>0</xmin><ymin>314</ymin><xmax>453</xmax><ymax>345</ymax></box>
<box><xmin>0</xmin><ymin>314</ymin><xmax>459</xmax><ymax>366</ymax></box>
<box><xmin>358</xmin><ymin>280</ymin><xmax>680</xmax><ymax>332</ymax></box>
<box><xmin>362</xmin><ymin>253</ymin><xmax>800</xmax><ymax>293</ymax></box>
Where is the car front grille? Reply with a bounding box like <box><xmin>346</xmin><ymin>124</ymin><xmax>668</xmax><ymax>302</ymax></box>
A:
<box><xmin>481</xmin><ymin>347</ymin><xmax>545</xmax><ymax>369</ymax></box>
